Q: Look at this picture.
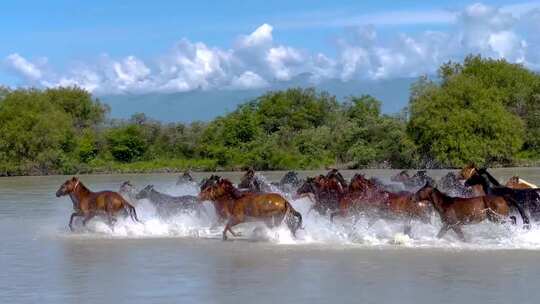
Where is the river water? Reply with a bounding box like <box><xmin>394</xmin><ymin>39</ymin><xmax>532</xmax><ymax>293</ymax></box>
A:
<box><xmin>2</xmin><ymin>169</ymin><xmax>540</xmax><ymax>303</ymax></box>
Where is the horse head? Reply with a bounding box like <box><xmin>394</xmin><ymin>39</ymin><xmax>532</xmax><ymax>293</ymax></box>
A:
<box><xmin>464</xmin><ymin>169</ymin><xmax>490</xmax><ymax>189</ymax></box>
<box><xmin>459</xmin><ymin>164</ymin><xmax>477</xmax><ymax>180</ymax></box>
<box><xmin>177</xmin><ymin>170</ymin><xmax>194</xmax><ymax>184</ymax></box>
<box><xmin>199</xmin><ymin>177</ymin><xmax>240</xmax><ymax>201</ymax></box>
<box><xmin>296</xmin><ymin>177</ymin><xmax>320</xmax><ymax>196</ymax></box>
<box><xmin>326</xmin><ymin>169</ymin><xmax>347</xmax><ymax>189</ymax></box>
<box><xmin>238</xmin><ymin>168</ymin><xmax>261</xmax><ymax>191</ymax></box>
<box><xmin>135</xmin><ymin>185</ymin><xmax>154</xmax><ymax>200</ymax></box>
<box><xmin>56</xmin><ymin>176</ymin><xmax>81</xmax><ymax>197</ymax></box>
<box><xmin>280</xmin><ymin>171</ymin><xmax>300</xmax><ymax>186</ymax></box>
<box><xmin>119</xmin><ymin>181</ymin><xmax>135</xmax><ymax>193</ymax></box>
<box><xmin>391</xmin><ymin>170</ymin><xmax>410</xmax><ymax>182</ymax></box>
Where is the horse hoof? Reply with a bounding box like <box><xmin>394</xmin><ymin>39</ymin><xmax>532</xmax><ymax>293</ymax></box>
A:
<box><xmin>524</xmin><ymin>223</ymin><xmax>531</xmax><ymax>230</ymax></box>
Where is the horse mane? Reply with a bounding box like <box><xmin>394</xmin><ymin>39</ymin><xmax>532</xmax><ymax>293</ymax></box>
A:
<box><xmin>478</xmin><ymin>169</ymin><xmax>502</xmax><ymax>187</ymax></box>
<box><xmin>219</xmin><ymin>178</ymin><xmax>245</xmax><ymax>199</ymax></box>
<box><xmin>75</xmin><ymin>180</ymin><xmax>91</xmax><ymax>195</ymax></box>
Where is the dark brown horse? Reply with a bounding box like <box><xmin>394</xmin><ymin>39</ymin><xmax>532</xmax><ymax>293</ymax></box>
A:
<box><xmin>332</xmin><ymin>174</ymin><xmax>432</xmax><ymax>235</ymax></box>
<box><xmin>199</xmin><ymin>176</ymin><xmax>302</xmax><ymax>240</ymax></box>
<box><xmin>56</xmin><ymin>177</ymin><xmax>140</xmax><ymax>231</ymax></box>
<box><xmin>414</xmin><ymin>183</ymin><xmax>518</xmax><ymax>241</ymax></box>
<box><xmin>296</xmin><ymin>173</ymin><xmax>346</xmax><ymax>215</ymax></box>
<box><xmin>464</xmin><ymin>168</ymin><xmax>534</xmax><ymax>223</ymax></box>
<box><xmin>237</xmin><ymin>168</ymin><xmax>272</xmax><ymax>192</ymax></box>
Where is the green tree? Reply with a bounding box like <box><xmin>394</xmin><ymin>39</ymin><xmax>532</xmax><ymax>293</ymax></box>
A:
<box><xmin>0</xmin><ymin>89</ymin><xmax>73</xmax><ymax>175</ymax></box>
<box><xmin>45</xmin><ymin>86</ymin><xmax>109</xmax><ymax>131</ymax></box>
<box><xmin>408</xmin><ymin>73</ymin><xmax>524</xmax><ymax>167</ymax></box>
<box><xmin>439</xmin><ymin>55</ymin><xmax>540</xmax><ymax>154</ymax></box>
<box><xmin>105</xmin><ymin>125</ymin><xmax>147</xmax><ymax>162</ymax></box>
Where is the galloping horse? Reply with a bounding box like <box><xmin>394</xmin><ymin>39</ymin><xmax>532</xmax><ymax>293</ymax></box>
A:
<box><xmin>391</xmin><ymin>170</ymin><xmax>435</xmax><ymax>190</ymax></box>
<box><xmin>274</xmin><ymin>171</ymin><xmax>303</xmax><ymax>193</ymax></box>
<box><xmin>414</xmin><ymin>183</ymin><xmax>519</xmax><ymax>241</ymax></box>
<box><xmin>506</xmin><ymin>176</ymin><xmax>538</xmax><ymax>189</ymax></box>
<box><xmin>332</xmin><ymin>174</ymin><xmax>432</xmax><ymax>235</ymax></box>
<box><xmin>464</xmin><ymin>168</ymin><xmax>534</xmax><ymax>223</ymax></box>
<box><xmin>238</xmin><ymin>168</ymin><xmax>272</xmax><ymax>193</ymax></box>
<box><xmin>199</xmin><ymin>176</ymin><xmax>303</xmax><ymax>240</ymax></box>
<box><xmin>56</xmin><ymin>177</ymin><xmax>140</xmax><ymax>231</ymax></box>
<box><xmin>135</xmin><ymin>185</ymin><xmax>201</xmax><ymax>217</ymax></box>
<box><xmin>296</xmin><ymin>172</ymin><xmax>346</xmax><ymax>215</ymax></box>
<box><xmin>177</xmin><ymin>170</ymin><xmax>195</xmax><ymax>185</ymax></box>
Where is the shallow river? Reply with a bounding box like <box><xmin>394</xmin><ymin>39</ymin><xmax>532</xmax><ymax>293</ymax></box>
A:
<box><xmin>2</xmin><ymin>169</ymin><xmax>540</xmax><ymax>303</ymax></box>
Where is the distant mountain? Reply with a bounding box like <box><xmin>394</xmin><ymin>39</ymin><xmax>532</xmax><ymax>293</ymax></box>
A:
<box><xmin>99</xmin><ymin>76</ymin><xmax>418</xmax><ymax>122</ymax></box>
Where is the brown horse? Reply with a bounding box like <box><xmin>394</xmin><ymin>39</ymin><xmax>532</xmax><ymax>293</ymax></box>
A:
<box><xmin>414</xmin><ymin>183</ymin><xmax>516</xmax><ymax>241</ymax></box>
<box><xmin>332</xmin><ymin>174</ymin><xmax>432</xmax><ymax>235</ymax></box>
<box><xmin>296</xmin><ymin>173</ymin><xmax>346</xmax><ymax>215</ymax></box>
<box><xmin>506</xmin><ymin>176</ymin><xmax>538</xmax><ymax>189</ymax></box>
<box><xmin>56</xmin><ymin>177</ymin><xmax>140</xmax><ymax>231</ymax></box>
<box><xmin>199</xmin><ymin>176</ymin><xmax>302</xmax><ymax>240</ymax></box>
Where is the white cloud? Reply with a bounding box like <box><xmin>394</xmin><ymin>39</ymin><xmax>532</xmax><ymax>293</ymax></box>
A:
<box><xmin>5</xmin><ymin>53</ymin><xmax>43</xmax><ymax>81</ymax></box>
<box><xmin>230</xmin><ymin>71</ymin><xmax>268</xmax><ymax>89</ymax></box>
<box><xmin>4</xmin><ymin>2</ymin><xmax>540</xmax><ymax>94</ymax></box>
<box><xmin>238</xmin><ymin>23</ymin><xmax>273</xmax><ymax>48</ymax></box>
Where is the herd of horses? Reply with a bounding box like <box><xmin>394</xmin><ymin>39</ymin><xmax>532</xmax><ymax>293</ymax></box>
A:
<box><xmin>55</xmin><ymin>166</ymin><xmax>540</xmax><ymax>242</ymax></box>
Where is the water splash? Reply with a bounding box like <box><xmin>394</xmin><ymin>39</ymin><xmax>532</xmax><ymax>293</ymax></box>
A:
<box><xmin>63</xmin><ymin>179</ymin><xmax>540</xmax><ymax>250</ymax></box>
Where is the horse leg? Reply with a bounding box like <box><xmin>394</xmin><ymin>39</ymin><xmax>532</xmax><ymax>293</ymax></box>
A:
<box><xmin>330</xmin><ymin>210</ymin><xmax>339</xmax><ymax>222</ymax></box>
<box><xmin>403</xmin><ymin>217</ymin><xmax>413</xmax><ymax>236</ymax></box>
<box><xmin>82</xmin><ymin>212</ymin><xmax>96</xmax><ymax>227</ymax></box>
<box><xmin>451</xmin><ymin>225</ymin><xmax>466</xmax><ymax>242</ymax></box>
<box><xmin>223</xmin><ymin>217</ymin><xmax>241</xmax><ymax>241</ymax></box>
<box><xmin>506</xmin><ymin>195</ymin><xmax>530</xmax><ymax>229</ymax></box>
<box><xmin>436</xmin><ymin>223</ymin><xmax>450</xmax><ymax>239</ymax></box>
<box><xmin>68</xmin><ymin>212</ymin><xmax>82</xmax><ymax>231</ymax></box>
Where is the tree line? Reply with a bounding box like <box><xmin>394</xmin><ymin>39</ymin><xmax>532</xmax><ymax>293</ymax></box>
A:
<box><xmin>1</xmin><ymin>55</ymin><xmax>540</xmax><ymax>176</ymax></box>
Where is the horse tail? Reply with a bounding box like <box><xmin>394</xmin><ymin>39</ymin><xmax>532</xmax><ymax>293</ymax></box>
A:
<box><xmin>285</xmin><ymin>201</ymin><xmax>303</xmax><ymax>237</ymax></box>
<box><xmin>124</xmin><ymin>201</ymin><xmax>141</xmax><ymax>223</ymax></box>
<box><xmin>505</xmin><ymin>195</ymin><xmax>529</xmax><ymax>228</ymax></box>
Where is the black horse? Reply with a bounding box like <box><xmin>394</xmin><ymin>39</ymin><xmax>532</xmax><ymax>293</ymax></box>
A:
<box><xmin>273</xmin><ymin>171</ymin><xmax>303</xmax><ymax>193</ymax></box>
<box><xmin>135</xmin><ymin>185</ymin><xmax>202</xmax><ymax>217</ymax></box>
<box><xmin>238</xmin><ymin>168</ymin><xmax>273</xmax><ymax>192</ymax></box>
<box><xmin>464</xmin><ymin>168</ymin><xmax>533</xmax><ymax>224</ymax></box>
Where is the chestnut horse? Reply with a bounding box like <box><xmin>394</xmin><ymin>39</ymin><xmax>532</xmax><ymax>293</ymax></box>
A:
<box><xmin>506</xmin><ymin>176</ymin><xmax>538</xmax><ymax>189</ymax></box>
<box><xmin>414</xmin><ymin>183</ymin><xmax>519</xmax><ymax>241</ymax></box>
<box><xmin>296</xmin><ymin>173</ymin><xmax>345</xmax><ymax>215</ymax></box>
<box><xmin>199</xmin><ymin>176</ymin><xmax>302</xmax><ymax>240</ymax></box>
<box><xmin>56</xmin><ymin>177</ymin><xmax>140</xmax><ymax>231</ymax></box>
<box><xmin>333</xmin><ymin>174</ymin><xmax>431</xmax><ymax>226</ymax></box>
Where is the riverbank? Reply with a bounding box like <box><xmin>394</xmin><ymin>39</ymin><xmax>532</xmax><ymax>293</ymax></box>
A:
<box><xmin>3</xmin><ymin>157</ymin><xmax>540</xmax><ymax>177</ymax></box>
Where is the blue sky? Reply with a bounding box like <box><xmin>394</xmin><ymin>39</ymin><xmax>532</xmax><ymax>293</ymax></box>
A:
<box><xmin>2</xmin><ymin>0</ymin><xmax>540</xmax><ymax>94</ymax></box>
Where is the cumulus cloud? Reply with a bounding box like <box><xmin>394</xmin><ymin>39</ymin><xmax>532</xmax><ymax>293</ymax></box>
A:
<box><xmin>4</xmin><ymin>2</ymin><xmax>540</xmax><ymax>93</ymax></box>
<box><xmin>5</xmin><ymin>53</ymin><xmax>43</xmax><ymax>81</ymax></box>
<box><xmin>230</xmin><ymin>71</ymin><xmax>268</xmax><ymax>89</ymax></box>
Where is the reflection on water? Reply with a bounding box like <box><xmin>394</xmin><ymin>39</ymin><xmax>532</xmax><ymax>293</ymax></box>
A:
<box><xmin>2</xmin><ymin>168</ymin><xmax>540</xmax><ymax>303</ymax></box>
